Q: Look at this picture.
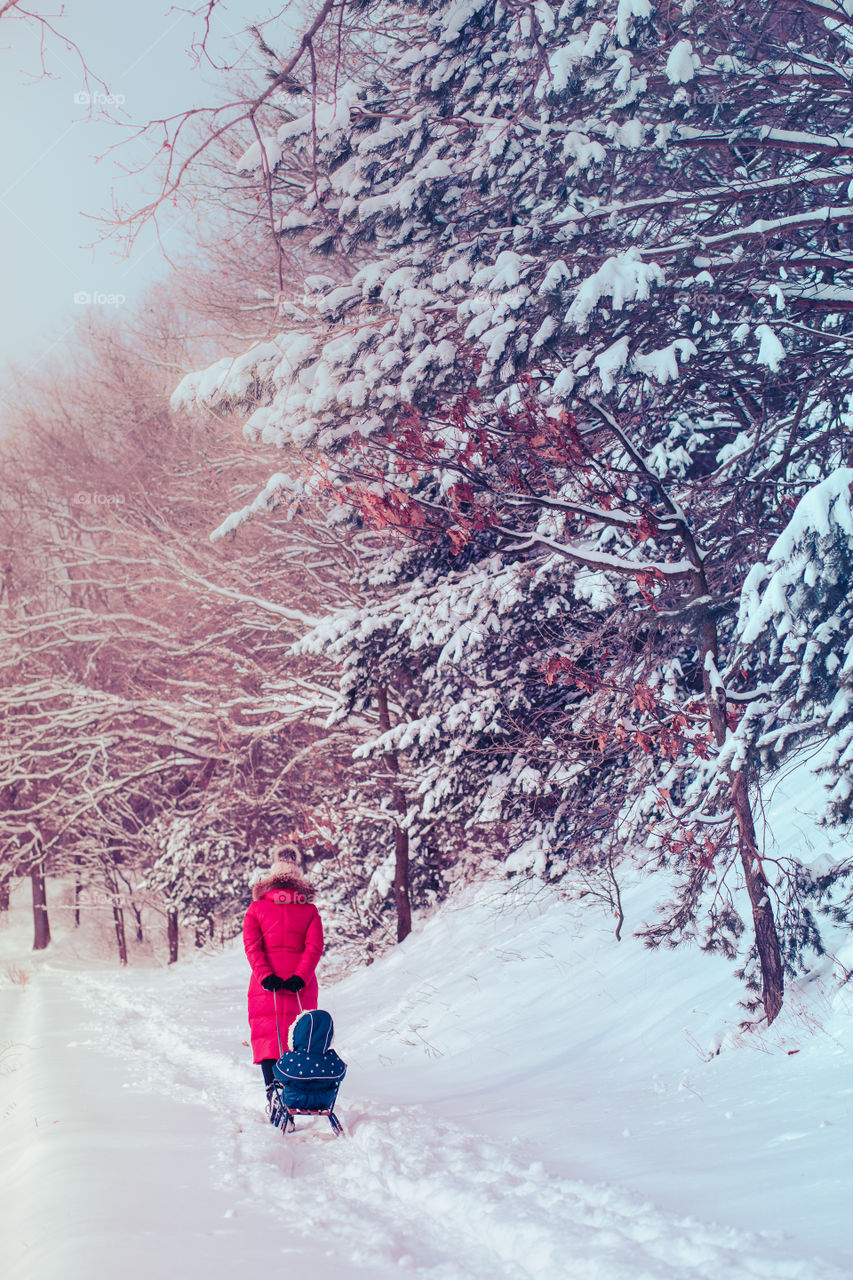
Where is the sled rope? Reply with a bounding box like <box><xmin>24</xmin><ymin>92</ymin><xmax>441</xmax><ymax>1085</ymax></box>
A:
<box><xmin>272</xmin><ymin>987</ymin><xmax>304</xmax><ymax>1057</ymax></box>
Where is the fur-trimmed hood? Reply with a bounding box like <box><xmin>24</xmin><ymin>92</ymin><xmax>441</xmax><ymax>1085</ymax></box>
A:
<box><xmin>287</xmin><ymin>1007</ymin><xmax>335</xmax><ymax>1053</ymax></box>
<box><xmin>252</xmin><ymin>872</ymin><xmax>315</xmax><ymax>903</ymax></box>
<box><xmin>273</xmin><ymin>1008</ymin><xmax>347</xmax><ymax>1095</ymax></box>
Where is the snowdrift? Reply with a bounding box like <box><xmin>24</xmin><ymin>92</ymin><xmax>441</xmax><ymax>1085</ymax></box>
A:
<box><xmin>1</xmin><ymin>851</ymin><xmax>851</xmax><ymax>1279</ymax></box>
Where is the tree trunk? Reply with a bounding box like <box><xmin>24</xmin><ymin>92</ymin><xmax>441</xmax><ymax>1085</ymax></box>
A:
<box><xmin>129</xmin><ymin>897</ymin><xmax>145</xmax><ymax>944</ymax></box>
<box><xmin>102</xmin><ymin>850</ymin><xmax>129</xmax><ymax>964</ymax></box>
<box><xmin>1</xmin><ymin>787</ymin><xmax>19</xmax><ymax>914</ymax></box>
<box><xmin>731</xmin><ymin>771</ymin><xmax>785</xmax><ymax>1023</ymax></box>
<box><xmin>115</xmin><ymin>867</ymin><xmax>144</xmax><ymax>943</ymax></box>
<box><xmin>697</xmin><ymin>598</ymin><xmax>784</xmax><ymax>1024</ymax></box>
<box><xmin>393</xmin><ymin>822</ymin><xmax>411</xmax><ymax>944</ymax></box>
<box><xmin>112</xmin><ymin>904</ymin><xmax>128</xmax><ymax>965</ymax></box>
<box><xmin>167</xmin><ymin>910</ymin><xmax>179</xmax><ymax>964</ymax></box>
<box><xmin>73</xmin><ymin>856</ymin><xmax>83</xmax><ymax>927</ymax></box>
<box><xmin>376</xmin><ymin>684</ymin><xmax>412</xmax><ymax>943</ymax></box>
<box><xmin>31</xmin><ymin>855</ymin><xmax>51</xmax><ymax>951</ymax></box>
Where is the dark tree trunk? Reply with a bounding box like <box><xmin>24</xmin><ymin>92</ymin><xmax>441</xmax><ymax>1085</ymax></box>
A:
<box><xmin>697</xmin><ymin>597</ymin><xmax>784</xmax><ymax>1024</ymax></box>
<box><xmin>129</xmin><ymin>897</ymin><xmax>145</xmax><ymax>944</ymax></box>
<box><xmin>73</xmin><ymin>856</ymin><xmax>83</xmax><ymax>927</ymax></box>
<box><xmin>167</xmin><ymin>910</ymin><xmax>179</xmax><ymax>964</ymax></box>
<box><xmin>116</xmin><ymin>867</ymin><xmax>144</xmax><ymax>943</ymax></box>
<box><xmin>102</xmin><ymin>848</ymin><xmax>129</xmax><ymax>964</ymax></box>
<box><xmin>194</xmin><ymin>915</ymin><xmax>215</xmax><ymax>949</ymax></box>
<box><xmin>376</xmin><ymin>684</ymin><xmax>412</xmax><ymax>943</ymax></box>
<box><xmin>393</xmin><ymin>823</ymin><xmax>411</xmax><ymax>944</ymax></box>
<box><xmin>1</xmin><ymin>786</ymin><xmax>19</xmax><ymax>914</ymax></box>
<box><xmin>112</xmin><ymin>904</ymin><xmax>128</xmax><ymax>966</ymax></box>
<box><xmin>31</xmin><ymin>856</ymin><xmax>51</xmax><ymax>951</ymax></box>
<box><xmin>731</xmin><ymin>772</ymin><xmax>785</xmax><ymax>1023</ymax></box>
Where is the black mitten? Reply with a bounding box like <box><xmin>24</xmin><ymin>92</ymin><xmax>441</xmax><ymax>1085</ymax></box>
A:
<box><xmin>280</xmin><ymin>974</ymin><xmax>305</xmax><ymax>993</ymax></box>
<box><xmin>261</xmin><ymin>974</ymin><xmax>287</xmax><ymax>992</ymax></box>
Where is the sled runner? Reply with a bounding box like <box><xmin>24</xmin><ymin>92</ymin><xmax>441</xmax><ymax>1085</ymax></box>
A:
<box><xmin>268</xmin><ymin>1093</ymin><xmax>346</xmax><ymax>1138</ymax></box>
<box><xmin>270</xmin><ymin>996</ymin><xmax>347</xmax><ymax>1138</ymax></box>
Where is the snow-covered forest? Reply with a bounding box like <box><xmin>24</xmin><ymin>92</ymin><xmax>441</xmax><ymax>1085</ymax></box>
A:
<box><xmin>2</xmin><ymin>1</ymin><xmax>853</xmax><ymax>1274</ymax></box>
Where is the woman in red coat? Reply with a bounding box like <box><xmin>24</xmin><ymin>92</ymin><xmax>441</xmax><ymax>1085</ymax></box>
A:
<box><xmin>242</xmin><ymin>857</ymin><xmax>324</xmax><ymax>1113</ymax></box>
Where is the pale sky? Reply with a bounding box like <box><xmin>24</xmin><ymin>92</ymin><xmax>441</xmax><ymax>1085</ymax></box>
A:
<box><xmin>0</xmin><ymin>0</ymin><xmax>307</xmax><ymax>389</ymax></box>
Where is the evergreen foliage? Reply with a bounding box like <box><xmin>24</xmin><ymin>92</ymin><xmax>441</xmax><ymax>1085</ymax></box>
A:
<box><xmin>175</xmin><ymin>0</ymin><xmax>853</xmax><ymax>1011</ymax></box>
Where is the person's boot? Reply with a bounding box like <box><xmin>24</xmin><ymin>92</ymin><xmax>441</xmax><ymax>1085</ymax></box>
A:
<box><xmin>266</xmin><ymin>1083</ymin><xmax>282</xmax><ymax>1127</ymax></box>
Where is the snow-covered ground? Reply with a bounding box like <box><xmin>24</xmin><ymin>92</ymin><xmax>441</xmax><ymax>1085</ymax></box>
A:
<box><xmin>1</xmin><ymin>779</ymin><xmax>852</xmax><ymax>1279</ymax></box>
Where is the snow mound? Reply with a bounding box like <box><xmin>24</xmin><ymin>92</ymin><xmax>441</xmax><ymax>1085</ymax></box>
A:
<box><xmin>2</xmin><ymin>847</ymin><xmax>851</xmax><ymax>1277</ymax></box>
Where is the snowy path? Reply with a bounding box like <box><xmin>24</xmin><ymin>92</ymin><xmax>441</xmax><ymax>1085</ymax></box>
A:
<box><xmin>2</xmin><ymin>957</ymin><xmax>846</xmax><ymax>1280</ymax></box>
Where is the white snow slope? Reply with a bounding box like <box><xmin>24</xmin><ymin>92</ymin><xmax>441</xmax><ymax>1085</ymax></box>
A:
<box><xmin>1</xmin><ymin>781</ymin><xmax>852</xmax><ymax>1280</ymax></box>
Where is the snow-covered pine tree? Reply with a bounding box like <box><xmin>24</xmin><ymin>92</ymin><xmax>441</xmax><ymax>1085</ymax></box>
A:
<box><xmin>727</xmin><ymin>469</ymin><xmax>853</xmax><ymax>823</ymax></box>
<box><xmin>294</xmin><ymin>533</ymin><xmax>633</xmax><ymax>905</ymax></box>
<box><xmin>175</xmin><ymin>0</ymin><xmax>853</xmax><ymax>1019</ymax></box>
<box><xmin>699</xmin><ymin>469</ymin><xmax>853</xmax><ymax>975</ymax></box>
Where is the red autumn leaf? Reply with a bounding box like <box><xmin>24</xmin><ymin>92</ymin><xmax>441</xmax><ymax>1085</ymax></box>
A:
<box><xmin>631</xmin><ymin>683</ymin><xmax>658</xmax><ymax>712</ymax></box>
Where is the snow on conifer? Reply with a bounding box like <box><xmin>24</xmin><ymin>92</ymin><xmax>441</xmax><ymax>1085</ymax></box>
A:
<box><xmin>173</xmin><ymin>0</ymin><xmax>853</xmax><ymax>1016</ymax></box>
<box><xmin>727</xmin><ymin>470</ymin><xmax>853</xmax><ymax>826</ymax></box>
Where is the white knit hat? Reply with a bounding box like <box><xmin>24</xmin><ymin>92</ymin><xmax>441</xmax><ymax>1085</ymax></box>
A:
<box><xmin>269</xmin><ymin>857</ymin><xmax>301</xmax><ymax>878</ymax></box>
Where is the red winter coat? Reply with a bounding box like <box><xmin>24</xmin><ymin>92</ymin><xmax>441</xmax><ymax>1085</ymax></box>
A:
<box><xmin>243</xmin><ymin>873</ymin><xmax>324</xmax><ymax>1063</ymax></box>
